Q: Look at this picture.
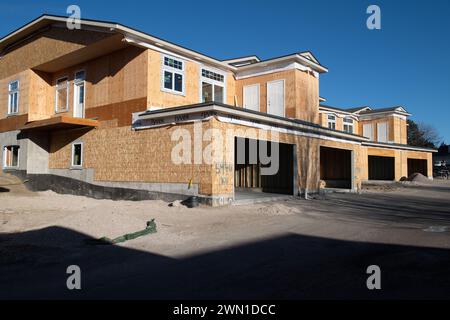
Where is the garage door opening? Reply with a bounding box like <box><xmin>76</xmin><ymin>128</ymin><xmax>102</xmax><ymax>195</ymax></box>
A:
<box><xmin>408</xmin><ymin>158</ymin><xmax>428</xmax><ymax>177</ymax></box>
<box><xmin>368</xmin><ymin>156</ymin><xmax>395</xmax><ymax>180</ymax></box>
<box><xmin>320</xmin><ymin>146</ymin><xmax>352</xmax><ymax>189</ymax></box>
<box><xmin>234</xmin><ymin>137</ymin><xmax>294</xmax><ymax>195</ymax></box>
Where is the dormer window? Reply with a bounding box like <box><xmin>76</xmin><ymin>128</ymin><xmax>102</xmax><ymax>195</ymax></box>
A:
<box><xmin>327</xmin><ymin>114</ymin><xmax>336</xmax><ymax>130</ymax></box>
<box><xmin>161</xmin><ymin>55</ymin><xmax>184</xmax><ymax>95</ymax></box>
<box><xmin>343</xmin><ymin>118</ymin><xmax>354</xmax><ymax>134</ymax></box>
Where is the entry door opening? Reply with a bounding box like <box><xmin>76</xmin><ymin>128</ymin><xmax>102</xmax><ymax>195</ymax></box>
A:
<box><xmin>368</xmin><ymin>156</ymin><xmax>395</xmax><ymax>180</ymax></box>
<box><xmin>320</xmin><ymin>146</ymin><xmax>352</xmax><ymax>189</ymax></box>
<box><xmin>234</xmin><ymin>137</ymin><xmax>294</xmax><ymax>195</ymax></box>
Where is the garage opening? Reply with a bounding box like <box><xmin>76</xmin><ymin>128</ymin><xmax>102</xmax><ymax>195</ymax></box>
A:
<box><xmin>234</xmin><ymin>137</ymin><xmax>294</xmax><ymax>195</ymax></box>
<box><xmin>408</xmin><ymin>158</ymin><xmax>428</xmax><ymax>177</ymax></box>
<box><xmin>368</xmin><ymin>156</ymin><xmax>395</xmax><ymax>180</ymax></box>
<box><xmin>320</xmin><ymin>146</ymin><xmax>352</xmax><ymax>189</ymax></box>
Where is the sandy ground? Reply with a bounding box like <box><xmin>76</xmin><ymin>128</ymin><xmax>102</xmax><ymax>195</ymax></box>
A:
<box><xmin>1</xmin><ymin>173</ymin><xmax>450</xmax><ymax>299</ymax></box>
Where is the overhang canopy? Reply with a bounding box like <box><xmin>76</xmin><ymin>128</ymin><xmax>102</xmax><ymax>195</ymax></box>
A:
<box><xmin>20</xmin><ymin>116</ymin><xmax>98</xmax><ymax>131</ymax></box>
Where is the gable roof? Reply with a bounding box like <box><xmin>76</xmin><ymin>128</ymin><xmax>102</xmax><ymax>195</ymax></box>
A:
<box><xmin>359</xmin><ymin>106</ymin><xmax>410</xmax><ymax>116</ymax></box>
<box><xmin>320</xmin><ymin>104</ymin><xmax>411</xmax><ymax>117</ymax></box>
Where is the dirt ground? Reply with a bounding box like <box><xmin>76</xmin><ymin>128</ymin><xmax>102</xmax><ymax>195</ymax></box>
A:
<box><xmin>1</xmin><ymin>174</ymin><xmax>450</xmax><ymax>299</ymax></box>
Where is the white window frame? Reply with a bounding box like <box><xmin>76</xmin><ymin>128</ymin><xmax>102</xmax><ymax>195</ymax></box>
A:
<box><xmin>327</xmin><ymin>114</ymin><xmax>336</xmax><ymax>130</ymax></box>
<box><xmin>243</xmin><ymin>84</ymin><xmax>260</xmax><ymax>112</ymax></box>
<box><xmin>161</xmin><ymin>54</ymin><xmax>185</xmax><ymax>96</ymax></box>
<box><xmin>55</xmin><ymin>76</ymin><xmax>70</xmax><ymax>113</ymax></box>
<box><xmin>71</xmin><ymin>142</ymin><xmax>83</xmax><ymax>168</ymax></box>
<box><xmin>2</xmin><ymin>145</ymin><xmax>20</xmax><ymax>169</ymax></box>
<box><xmin>343</xmin><ymin>117</ymin><xmax>354</xmax><ymax>134</ymax></box>
<box><xmin>7</xmin><ymin>80</ymin><xmax>19</xmax><ymax>115</ymax></box>
<box><xmin>73</xmin><ymin>70</ymin><xmax>86</xmax><ymax>118</ymax></box>
<box><xmin>199</xmin><ymin>66</ymin><xmax>227</xmax><ymax>104</ymax></box>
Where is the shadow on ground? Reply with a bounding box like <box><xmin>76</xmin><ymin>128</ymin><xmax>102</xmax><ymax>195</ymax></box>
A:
<box><xmin>1</xmin><ymin>226</ymin><xmax>450</xmax><ymax>300</ymax></box>
<box><xmin>307</xmin><ymin>188</ymin><xmax>450</xmax><ymax>227</ymax></box>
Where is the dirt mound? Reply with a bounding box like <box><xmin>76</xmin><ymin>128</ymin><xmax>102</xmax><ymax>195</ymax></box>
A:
<box><xmin>408</xmin><ymin>173</ymin><xmax>431</xmax><ymax>183</ymax></box>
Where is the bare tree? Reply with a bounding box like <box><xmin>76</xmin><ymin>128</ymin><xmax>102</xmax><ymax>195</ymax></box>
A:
<box><xmin>417</xmin><ymin>122</ymin><xmax>442</xmax><ymax>148</ymax></box>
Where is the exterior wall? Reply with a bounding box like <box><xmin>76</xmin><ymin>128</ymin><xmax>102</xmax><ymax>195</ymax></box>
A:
<box><xmin>49</xmin><ymin>46</ymin><xmax>148</xmax><ymax>120</ymax></box>
<box><xmin>146</xmin><ymin>49</ymin><xmax>235</xmax><ymax>109</ymax></box>
<box><xmin>210</xmin><ymin>118</ymin><xmax>363</xmax><ymax>198</ymax></box>
<box><xmin>0</xmin><ymin>27</ymin><xmax>112</xmax><ymax>80</ymax></box>
<box><xmin>235</xmin><ymin>69</ymin><xmax>319</xmax><ymax>123</ymax></box>
<box><xmin>320</xmin><ymin>112</ymin><xmax>359</xmax><ymax>135</ymax></box>
<box><xmin>0</xmin><ymin>130</ymin><xmax>27</xmax><ymax>171</ymax></box>
<box><xmin>48</xmin><ymin>123</ymin><xmax>215</xmax><ymax>197</ymax></box>
<box><xmin>359</xmin><ymin>116</ymin><xmax>407</xmax><ymax>144</ymax></box>
<box><xmin>364</xmin><ymin>146</ymin><xmax>433</xmax><ymax>180</ymax></box>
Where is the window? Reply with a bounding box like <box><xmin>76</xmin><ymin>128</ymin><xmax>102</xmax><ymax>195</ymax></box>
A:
<box><xmin>8</xmin><ymin>81</ymin><xmax>19</xmax><ymax>115</ymax></box>
<box><xmin>3</xmin><ymin>145</ymin><xmax>19</xmax><ymax>168</ymax></box>
<box><xmin>161</xmin><ymin>55</ymin><xmax>184</xmax><ymax>94</ymax></box>
<box><xmin>73</xmin><ymin>71</ymin><xmax>85</xmax><ymax>118</ymax></box>
<box><xmin>55</xmin><ymin>77</ymin><xmax>69</xmax><ymax>113</ymax></box>
<box><xmin>327</xmin><ymin>114</ymin><xmax>336</xmax><ymax>130</ymax></box>
<box><xmin>343</xmin><ymin>118</ymin><xmax>354</xmax><ymax>133</ymax></box>
<box><xmin>201</xmin><ymin>68</ymin><xmax>225</xmax><ymax>103</ymax></box>
<box><xmin>71</xmin><ymin>143</ymin><xmax>83</xmax><ymax>167</ymax></box>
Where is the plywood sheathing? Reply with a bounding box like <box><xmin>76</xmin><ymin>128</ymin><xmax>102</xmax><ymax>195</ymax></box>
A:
<box><xmin>234</xmin><ymin>68</ymin><xmax>319</xmax><ymax>123</ymax></box>
<box><xmin>0</xmin><ymin>27</ymin><xmax>111</xmax><ymax>79</ymax></box>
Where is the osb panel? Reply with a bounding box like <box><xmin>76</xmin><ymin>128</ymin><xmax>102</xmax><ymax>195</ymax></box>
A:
<box><xmin>0</xmin><ymin>70</ymin><xmax>31</xmax><ymax>118</ymax></box>
<box><xmin>210</xmin><ymin>118</ymin><xmax>362</xmax><ymax>195</ymax></box>
<box><xmin>28</xmin><ymin>70</ymin><xmax>53</xmax><ymax>121</ymax></box>
<box><xmin>294</xmin><ymin>69</ymin><xmax>319</xmax><ymax>124</ymax></box>
<box><xmin>0</xmin><ymin>27</ymin><xmax>111</xmax><ymax>79</ymax></box>
<box><xmin>49</xmin><ymin>122</ymin><xmax>215</xmax><ymax>195</ymax></box>
<box><xmin>0</xmin><ymin>114</ymin><xmax>28</xmax><ymax>133</ymax></box>
<box><xmin>359</xmin><ymin>116</ymin><xmax>405</xmax><ymax>144</ymax></box>
<box><xmin>319</xmin><ymin>113</ymin><xmax>359</xmax><ymax>135</ymax></box>
<box><xmin>235</xmin><ymin>69</ymin><xmax>296</xmax><ymax>115</ymax></box>
<box><xmin>147</xmin><ymin>49</ymin><xmax>199</xmax><ymax>108</ymax></box>
<box><xmin>234</xmin><ymin>69</ymin><xmax>319</xmax><ymax>124</ymax></box>
<box><xmin>146</xmin><ymin>49</ymin><xmax>235</xmax><ymax>109</ymax></box>
<box><xmin>49</xmin><ymin>46</ymin><xmax>147</xmax><ymax>118</ymax></box>
<box><xmin>85</xmin><ymin>97</ymin><xmax>147</xmax><ymax>127</ymax></box>
<box><xmin>364</xmin><ymin>146</ymin><xmax>433</xmax><ymax>180</ymax></box>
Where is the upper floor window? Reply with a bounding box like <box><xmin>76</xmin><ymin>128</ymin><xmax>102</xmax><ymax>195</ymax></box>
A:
<box><xmin>343</xmin><ymin>118</ymin><xmax>354</xmax><ymax>134</ymax></box>
<box><xmin>201</xmin><ymin>68</ymin><xmax>225</xmax><ymax>103</ymax></box>
<box><xmin>162</xmin><ymin>55</ymin><xmax>184</xmax><ymax>95</ymax></box>
<box><xmin>3</xmin><ymin>145</ymin><xmax>19</xmax><ymax>168</ymax></box>
<box><xmin>55</xmin><ymin>77</ymin><xmax>69</xmax><ymax>113</ymax></box>
<box><xmin>8</xmin><ymin>80</ymin><xmax>19</xmax><ymax>115</ymax></box>
<box><xmin>327</xmin><ymin>114</ymin><xmax>336</xmax><ymax>130</ymax></box>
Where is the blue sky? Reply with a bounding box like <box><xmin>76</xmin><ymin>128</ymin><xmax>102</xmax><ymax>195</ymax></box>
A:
<box><xmin>1</xmin><ymin>0</ymin><xmax>449</xmax><ymax>143</ymax></box>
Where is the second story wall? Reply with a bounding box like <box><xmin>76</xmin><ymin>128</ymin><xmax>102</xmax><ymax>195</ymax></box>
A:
<box><xmin>147</xmin><ymin>49</ymin><xmax>235</xmax><ymax>109</ymax></box>
<box><xmin>359</xmin><ymin>116</ymin><xmax>407</xmax><ymax>144</ymax></box>
<box><xmin>320</xmin><ymin>112</ymin><xmax>360</xmax><ymax>135</ymax></box>
<box><xmin>235</xmin><ymin>68</ymin><xmax>319</xmax><ymax>123</ymax></box>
